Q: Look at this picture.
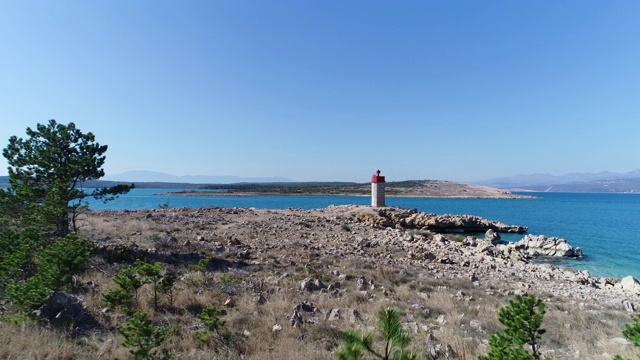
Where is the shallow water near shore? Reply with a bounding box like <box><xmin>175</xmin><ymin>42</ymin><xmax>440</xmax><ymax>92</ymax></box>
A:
<box><xmin>86</xmin><ymin>189</ymin><xmax>640</xmax><ymax>279</ymax></box>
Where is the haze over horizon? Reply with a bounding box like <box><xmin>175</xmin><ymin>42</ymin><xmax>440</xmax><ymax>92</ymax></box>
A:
<box><xmin>1</xmin><ymin>1</ymin><xmax>638</xmax><ymax>182</ymax></box>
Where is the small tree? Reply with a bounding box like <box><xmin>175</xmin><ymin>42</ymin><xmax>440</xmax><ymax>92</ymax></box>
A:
<box><xmin>102</xmin><ymin>265</ymin><xmax>144</xmax><ymax>313</ymax></box>
<box><xmin>336</xmin><ymin>307</ymin><xmax>422</xmax><ymax>360</ymax></box>
<box><xmin>38</xmin><ymin>233</ymin><xmax>93</xmax><ymax>291</ymax></box>
<box><xmin>5</xmin><ymin>275</ymin><xmax>53</xmax><ymax>313</ymax></box>
<box><xmin>2</xmin><ymin>232</ymin><xmax>93</xmax><ymax>312</ymax></box>
<box><xmin>119</xmin><ymin>311</ymin><xmax>172</xmax><ymax>360</ymax></box>
<box><xmin>479</xmin><ymin>294</ymin><xmax>551</xmax><ymax>360</ymax></box>
<box><xmin>157</xmin><ymin>274</ymin><xmax>176</xmax><ymax>308</ymax></box>
<box><xmin>195</xmin><ymin>306</ymin><xmax>231</xmax><ymax>347</ymax></box>
<box><xmin>136</xmin><ymin>261</ymin><xmax>163</xmax><ymax>312</ymax></box>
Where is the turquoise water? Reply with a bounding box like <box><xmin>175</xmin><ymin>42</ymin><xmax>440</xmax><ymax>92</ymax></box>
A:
<box><xmin>86</xmin><ymin>189</ymin><xmax>640</xmax><ymax>279</ymax></box>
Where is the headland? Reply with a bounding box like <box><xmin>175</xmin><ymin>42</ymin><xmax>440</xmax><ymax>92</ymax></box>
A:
<box><xmin>48</xmin><ymin>204</ymin><xmax>640</xmax><ymax>359</ymax></box>
<box><xmin>161</xmin><ymin>180</ymin><xmax>536</xmax><ymax>199</ymax></box>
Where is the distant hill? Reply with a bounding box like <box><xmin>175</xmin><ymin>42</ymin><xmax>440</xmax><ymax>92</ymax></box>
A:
<box><xmin>103</xmin><ymin>170</ymin><xmax>294</xmax><ymax>184</ymax></box>
<box><xmin>475</xmin><ymin>169</ymin><xmax>640</xmax><ymax>193</ymax></box>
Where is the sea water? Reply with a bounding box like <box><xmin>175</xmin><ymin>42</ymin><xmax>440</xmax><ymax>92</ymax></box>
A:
<box><xmin>86</xmin><ymin>189</ymin><xmax>640</xmax><ymax>279</ymax></box>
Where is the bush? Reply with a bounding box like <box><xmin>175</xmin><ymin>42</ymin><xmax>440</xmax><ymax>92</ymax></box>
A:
<box><xmin>2</xmin><ymin>232</ymin><xmax>92</xmax><ymax>312</ymax></box>
<box><xmin>478</xmin><ymin>294</ymin><xmax>551</xmax><ymax>360</ymax></box>
<box><xmin>102</xmin><ymin>266</ymin><xmax>144</xmax><ymax>313</ymax></box>
<box><xmin>5</xmin><ymin>275</ymin><xmax>53</xmax><ymax>313</ymax></box>
<box><xmin>119</xmin><ymin>311</ymin><xmax>172</xmax><ymax>360</ymax></box>
<box><xmin>195</xmin><ymin>306</ymin><xmax>234</xmax><ymax>354</ymax></box>
<box><xmin>336</xmin><ymin>307</ymin><xmax>422</xmax><ymax>360</ymax></box>
<box><xmin>37</xmin><ymin>234</ymin><xmax>93</xmax><ymax>291</ymax></box>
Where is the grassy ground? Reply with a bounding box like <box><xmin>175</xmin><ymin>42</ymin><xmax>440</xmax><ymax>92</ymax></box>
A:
<box><xmin>0</xmin><ymin>207</ymin><xmax>637</xmax><ymax>359</ymax></box>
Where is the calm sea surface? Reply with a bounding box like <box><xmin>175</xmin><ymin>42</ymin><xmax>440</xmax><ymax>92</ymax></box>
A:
<box><xmin>86</xmin><ymin>189</ymin><xmax>640</xmax><ymax>279</ymax></box>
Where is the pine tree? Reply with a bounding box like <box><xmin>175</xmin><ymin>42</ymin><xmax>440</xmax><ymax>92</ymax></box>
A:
<box><xmin>1</xmin><ymin>119</ymin><xmax>132</xmax><ymax>237</ymax></box>
<box><xmin>119</xmin><ymin>312</ymin><xmax>172</xmax><ymax>360</ymax></box>
<box><xmin>479</xmin><ymin>294</ymin><xmax>550</xmax><ymax>360</ymax></box>
<box><xmin>336</xmin><ymin>307</ymin><xmax>422</xmax><ymax>360</ymax></box>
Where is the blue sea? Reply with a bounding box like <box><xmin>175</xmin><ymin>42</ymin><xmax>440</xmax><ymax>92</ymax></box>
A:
<box><xmin>86</xmin><ymin>189</ymin><xmax>640</xmax><ymax>280</ymax></box>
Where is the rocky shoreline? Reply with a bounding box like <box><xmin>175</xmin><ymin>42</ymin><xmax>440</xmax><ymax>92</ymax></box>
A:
<box><xmin>88</xmin><ymin>205</ymin><xmax>639</xmax><ymax>306</ymax></box>
<box><xmin>72</xmin><ymin>204</ymin><xmax>640</xmax><ymax>359</ymax></box>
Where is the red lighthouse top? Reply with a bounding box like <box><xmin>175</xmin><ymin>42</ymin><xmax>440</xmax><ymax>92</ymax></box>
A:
<box><xmin>372</xmin><ymin>169</ymin><xmax>385</xmax><ymax>183</ymax></box>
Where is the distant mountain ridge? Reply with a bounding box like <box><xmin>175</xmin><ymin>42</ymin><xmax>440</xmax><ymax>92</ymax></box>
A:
<box><xmin>103</xmin><ymin>170</ymin><xmax>294</xmax><ymax>184</ymax></box>
<box><xmin>475</xmin><ymin>169</ymin><xmax>640</xmax><ymax>193</ymax></box>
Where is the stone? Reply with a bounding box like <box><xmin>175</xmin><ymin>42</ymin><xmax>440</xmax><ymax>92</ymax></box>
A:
<box><xmin>621</xmin><ymin>276</ymin><xmax>640</xmax><ymax>294</ymax></box>
<box><xmin>404</xmin><ymin>322</ymin><xmax>418</xmax><ymax>334</ymax></box>
<box><xmin>510</xmin><ymin>234</ymin><xmax>581</xmax><ymax>258</ymax></box>
<box><xmin>290</xmin><ymin>310</ymin><xmax>303</xmax><ymax>327</ymax></box>
<box><xmin>623</xmin><ymin>300</ymin><xmax>636</xmax><ymax>313</ymax></box>
<box><xmin>348</xmin><ymin>309</ymin><xmax>361</xmax><ymax>323</ymax></box>
<box><xmin>326</xmin><ymin>308</ymin><xmax>341</xmax><ymax>321</ymax></box>
<box><xmin>485</xmin><ymin>229</ymin><xmax>501</xmax><ymax>245</ymax></box>
<box><xmin>427</xmin><ymin>343</ymin><xmax>456</xmax><ymax>359</ymax></box>
<box><xmin>37</xmin><ymin>292</ymin><xmax>96</xmax><ymax>332</ymax></box>
<box><xmin>295</xmin><ymin>301</ymin><xmax>317</xmax><ymax>313</ymax></box>
<box><xmin>610</xmin><ymin>337</ymin><xmax>632</xmax><ymax>345</ymax></box>
<box><xmin>300</xmin><ymin>278</ymin><xmax>318</xmax><ymax>292</ymax></box>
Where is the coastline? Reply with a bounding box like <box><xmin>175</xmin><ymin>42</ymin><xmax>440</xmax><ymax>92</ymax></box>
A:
<box><xmin>157</xmin><ymin>190</ymin><xmax>537</xmax><ymax>199</ymax></box>
<box><xmin>74</xmin><ymin>204</ymin><xmax>640</xmax><ymax>359</ymax></box>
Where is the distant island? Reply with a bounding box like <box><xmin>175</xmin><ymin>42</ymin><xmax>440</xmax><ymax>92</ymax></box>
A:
<box><xmin>162</xmin><ymin>180</ymin><xmax>534</xmax><ymax>199</ymax></box>
<box><xmin>4</xmin><ymin>168</ymin><xmax>640</xmax><ymax>193</ymax></box>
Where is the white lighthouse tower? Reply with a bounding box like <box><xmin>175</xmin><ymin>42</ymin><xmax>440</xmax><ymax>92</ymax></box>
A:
<box><xmin>371</xmin><ymin>169</ymin><xmax>386</xmax><ymax>207</ymax></box>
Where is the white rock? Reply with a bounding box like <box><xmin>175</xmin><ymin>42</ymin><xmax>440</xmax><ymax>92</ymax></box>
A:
<box><xmin>621</xmin><ymin>276</ymin><xmax>640</xmax><ymax>294</ymax></box>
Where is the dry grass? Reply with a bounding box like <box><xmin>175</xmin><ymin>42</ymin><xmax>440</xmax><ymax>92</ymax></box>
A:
<box><xmin>2</xmin><ymin>209</ymin><xmax>638</xmax><ymax>360</ymax></box>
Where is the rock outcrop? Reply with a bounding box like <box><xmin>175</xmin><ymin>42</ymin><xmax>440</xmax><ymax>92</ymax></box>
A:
<box><xmin>37</xmin><ymin>291</ymin><xmax>97</xmax><ymax>333</ymax></box>
<box><xmin>507</xmin><ymin>234</ymin><xmax>583</xmax><ymax>258</ymax></box>
<box><xmin>353</xmin><ymin>207</ymin><xmax>527</xmax><ymax>233</ymax></box>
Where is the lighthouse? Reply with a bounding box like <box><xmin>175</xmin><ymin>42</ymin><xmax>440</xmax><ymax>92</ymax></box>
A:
<box><xmin>371</xmin><ymin>169</ymin><xmax>386</xmax><ymax>207</ymax></box>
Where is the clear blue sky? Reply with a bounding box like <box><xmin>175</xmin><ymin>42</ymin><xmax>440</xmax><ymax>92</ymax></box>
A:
<box><xmin>1</xmin><ymin>1</ymin><xmax>638</xmax><ymax>182</ymax></box>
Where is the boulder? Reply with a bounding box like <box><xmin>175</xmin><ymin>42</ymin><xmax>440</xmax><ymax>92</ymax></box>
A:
<box><xmin>621</xmin><ymin>276</ymin><xmax>640</xmax><ymax>294</ymax></box>
<box><xmin>326</xmin><ymin>308</ymin><xmax>341</xmax><ymax>321</ymax></box>
<box><xmin>509</xmin><ymin>234</ymin><xmax>582</xmax><ymax>258</ymax></box>
<box><xmin>484</xmin><ymin>229</ymin><xmax>501</xmax><ymax>245</ymax></box>
<box><xmin>300</xmin><ymin>278</ymin><xmax>318</xmax><ymax>292</ymax></box>
<box><xmin>37</xmin><ymin>292</ymin><xmax>96</xmax><ymax>332</ymax></box>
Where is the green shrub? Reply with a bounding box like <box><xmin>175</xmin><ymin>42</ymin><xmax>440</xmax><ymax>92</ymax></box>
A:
<box><xmin>157</xmin><ymin>274</ymin><xmax>176</xmax><ymax>308</ymax></box>
<box><xmin>119</xmin><ymin>311</ymin><xmax>172</xmax><ymax>360</ymax></box>
<box><xmin>136</xmin><ymin>260</ymin><xmax>163</xmax><ymax>311</ymax></box>
<box><xmin>37</xmin><ymin>234</ymin><xmax>93</xmax><ymax>291</ymax></box>
<box><xmin>478</xmin><ymin>294</ymin><xmax>551</xmax><ymax>360</ymax></box>
<box><xmin>102</xmin><ymin>287</ymin><xmax>132</xmax><ymax>310</ymax></box>
<box><xmin>5</xmin><ymin>275</ymin><xmax>52</xmax><ymax>313</ymax></box>
<box><xmin>2</xmin><ymin>232</ymin><xmax>92</xmax><ymax>312</ymax></box>
<box><xmin>102</xmin><ymin>265</ymin><xmax>144</xmax><ymax>312</ymax></box>
<box><xmin>195</xmin><ymin>306</ymin><xmax>232</xmax><ymax>351</ymax></box>
<box><xmin>336</xmin><ymin>307</ymin><xmax>422</xmax><ymax>360</ymax></box>
<box><xmin>0</xmin><ymin>228</ymin><xmax>41</xmax><ymax>287</ymax></box>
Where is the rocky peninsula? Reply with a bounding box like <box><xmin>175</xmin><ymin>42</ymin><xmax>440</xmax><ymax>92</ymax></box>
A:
<box><xmin>15</xmin><ymin>204</ymin><xmax>628</xmax><ymax>360</ymax></box>
<box><xmin>162</xmin><ymin>179</ymin><xmax>536</xmax><ymax>199</ymax></box>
